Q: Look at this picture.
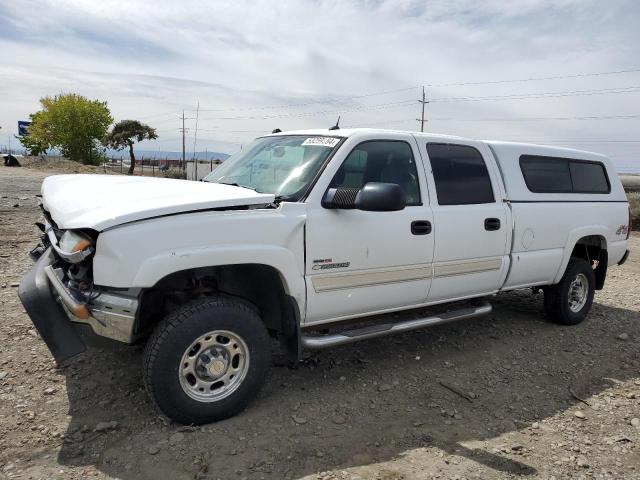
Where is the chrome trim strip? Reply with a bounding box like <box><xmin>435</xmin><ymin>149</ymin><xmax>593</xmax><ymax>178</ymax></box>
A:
<box><xmin>433</xmin><ymin>258</ymin><xmax>502</xmax><ymax>278</ymax></box>
<box><xmin>311</xmin><ymin>265</ymin><xmax>432</xmax><ymax>293</ymax></box>
<box><xmin>302</xmin><ymin>302</ymin><xmax>492</xmax><ymax>349</ymax></box>
<box><xmin>44</xmin><ymin>265</ymin><xmax>138</xmax><ymax>343</ymax></box>
<box><xmin>311</xmin><ymin>258</ymin><xmax>503</xmax><ymax>292</ymax></box>
<box><xmin>44</xmin><ymin>266</ymin><xmax>86</xmax><ymax>315</ymax></box>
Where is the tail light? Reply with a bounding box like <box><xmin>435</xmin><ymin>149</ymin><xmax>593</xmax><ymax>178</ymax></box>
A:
<box><xmin>628</xmin><ymin>206</ymin><xmax>633</xmax><ymax>240</ymax></box>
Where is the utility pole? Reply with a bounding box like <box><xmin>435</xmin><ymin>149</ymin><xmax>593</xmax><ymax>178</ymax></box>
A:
<box><xmin>179</xmin><ymin>110</ymin><xmax>196</xmax><ymax>174</ymax></box>
<box><xmin>192</xmin><ymin>101</ymin><xmax>200</xmax><ymax>180</ymax></box>
<box><xmin>180</xmin><ymin>110</ymin><xmax>186</xmax><ymax>171</ymax></box>
<box><xmin>416</xmin><ymin>86</ymin><xmax>429</xmax><ymax>132</ymax></box>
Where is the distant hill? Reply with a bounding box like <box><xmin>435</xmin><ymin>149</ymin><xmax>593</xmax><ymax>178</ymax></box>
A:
<box><xmin>105</xmin><ymin>149</ymin><xmax>231</xmax><ymax>161</ymax></box>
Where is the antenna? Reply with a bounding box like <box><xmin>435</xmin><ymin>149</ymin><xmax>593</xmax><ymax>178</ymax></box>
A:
<box><xmin>329</xmin><ymin>115</ymin><xmax>340</xmax><ymax>131</ymax></box>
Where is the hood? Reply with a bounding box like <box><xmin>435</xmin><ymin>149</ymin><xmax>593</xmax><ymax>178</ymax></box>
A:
<box><xmin>41</xmin><ymin>174</ymin><xmax>275</xmax><ymax>230</ymax></box>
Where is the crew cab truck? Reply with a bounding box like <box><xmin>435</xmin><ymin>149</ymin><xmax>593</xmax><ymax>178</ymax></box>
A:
<box><xmin>19</xmin><ymin>128</ymin><xmax>631</xmax><ymax>425</ymax></box>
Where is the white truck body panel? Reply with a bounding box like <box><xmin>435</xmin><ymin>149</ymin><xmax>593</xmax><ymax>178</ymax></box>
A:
<box><xmin>304</xmin><ymin>131</ymin><xmax>435</xmax><ymax>323</ymax></box>
<box><xmin>92</xmin><ymin>203</ymin><xmax>308</xmax><ymax>313</ymax></box>
<box><xmin>41</xmin><ymin>174</ymin><xmax>275</xmax><ymax>230</ymax></box>
<box><xmin>486</xmin><ymin>141</ymin><xmax>629</xmax><ymax>288</ymax></box>
<box><xmin>38</xmin><ymin>128</ymin><xmax>630</xmax><ymax>329</ymax></box>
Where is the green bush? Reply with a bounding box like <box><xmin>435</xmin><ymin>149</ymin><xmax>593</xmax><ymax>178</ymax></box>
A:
<box><xmin>162</xmin><ymin>169</ymin><xmax>187</xmax><ymax>179</ymax></box>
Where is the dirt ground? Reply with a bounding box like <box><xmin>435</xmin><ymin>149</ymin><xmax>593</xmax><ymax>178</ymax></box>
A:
<box><xmin>1</xmin><ymin>165</ymin><xmax>639</xmax><ymax>480</ymax></box>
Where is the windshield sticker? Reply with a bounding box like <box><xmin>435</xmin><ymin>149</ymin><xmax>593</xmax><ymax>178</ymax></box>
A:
<box><xmin>302</xmin><ymin>137</ymin><xmax>340</xmax><ymax>148</ymax></box>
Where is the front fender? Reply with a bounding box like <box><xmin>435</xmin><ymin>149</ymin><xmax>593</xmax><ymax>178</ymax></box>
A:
<box><xmin>132</xmin><ymin>244</ymin><xmax>305</xmax><ymax>306</ymax></box>
<box><xmin>92</xmin><ymin>205</ymin><xmax>308</xmax><ymax>313</ymax></box>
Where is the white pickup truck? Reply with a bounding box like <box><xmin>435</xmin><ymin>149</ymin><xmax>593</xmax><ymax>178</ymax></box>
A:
<box><xmin>19</xmin><ymin>128</ymin><xmax>631</xmax><ymax>424</ymax></box>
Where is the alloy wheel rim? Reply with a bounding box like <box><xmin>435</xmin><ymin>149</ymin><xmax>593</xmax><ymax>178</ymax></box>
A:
<box><xmin>178</xmin><ymin>330</ymin><xmax>250</xmax><ymax>402</ymax></box>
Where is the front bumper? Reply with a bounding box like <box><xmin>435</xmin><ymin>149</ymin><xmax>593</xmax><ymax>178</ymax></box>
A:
<box><xmin>18</xmin><ymin>248</ymin><xmax>87</xmax><ymax>363</ymax></box>
<box><xmin>18</xmin><ymin>247</ymin><xmax>139</xmax><ymax>363</ymax></box>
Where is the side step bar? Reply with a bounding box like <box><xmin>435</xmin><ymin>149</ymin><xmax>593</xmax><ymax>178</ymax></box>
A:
<box><xmin>301</xmin><ymin>302</ymin><xmax>492</xmax><ymax>349</ymax></box>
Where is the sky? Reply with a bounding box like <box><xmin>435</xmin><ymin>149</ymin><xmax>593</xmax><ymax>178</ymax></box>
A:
<box><xmin>0</xmin><ymin>0</ymin><xmax>639</xmax><ymax>171</ymax></box>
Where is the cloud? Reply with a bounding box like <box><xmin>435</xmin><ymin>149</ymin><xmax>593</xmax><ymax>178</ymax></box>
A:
<box><xmin>0</xmin><ymin>0</ymin><xmax>638</xmax><ymax>168</ymax></box>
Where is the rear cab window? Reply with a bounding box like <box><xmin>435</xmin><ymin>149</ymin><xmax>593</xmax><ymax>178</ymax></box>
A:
<box><xmin>426</xmin><ymin>143</ymin><xmax>495</xmax><ymax>205</ymax></box>
<box><xmin>519</xmin><ymin>155</ymin><xmax>610</xmax><ymax>194</ymax></box>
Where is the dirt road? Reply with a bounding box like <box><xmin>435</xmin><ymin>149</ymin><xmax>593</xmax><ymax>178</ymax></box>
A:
<box><xmin>1</xmin><ymin>166</ymin><xmax>639</xmax><ymax>480</ymax></box>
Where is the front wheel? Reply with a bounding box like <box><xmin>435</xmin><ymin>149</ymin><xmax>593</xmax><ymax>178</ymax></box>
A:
<box><xmin>143</xmin><ymin>296</ymin><xmax>271</xmax><ymax>425</ymax></box>
<box><xmin>544</xmin><ymin>257</ymin><xmax>595</xmax><ymax>325</ymax></box>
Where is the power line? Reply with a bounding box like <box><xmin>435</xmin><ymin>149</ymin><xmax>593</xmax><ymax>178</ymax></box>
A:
<box><xmin>430</xmin><ymin>86</ymin><xmax>640</xmax><ymax>103</ymax></box>
<box><xmin>425</xmin><ymin>67</ymin><xmax>640</xmax><ymax>87</ymax></box>
<box><xmin>124</xmin><ymin>67</ymin><xmax>640</xmax><ymax>124</ymax></box>
<box><xmin>347</xmin><ymin>114</ymin><xmax>640</xmax><ymax>127</ymax></box>
<box><xmin>199</xmin><ymin>100</ymin><xmax>416</xmax><ymax>121</ymax></box>
<box><xmin>192</xmin><ymin>86</ymin><xmax>418</xmax><ymax>113</ymax></box>
<box><xmin>429</xmin><ymin>114</ymin><xmax>640</xmax><ymax>122</ymax></box>
<box><xmin>186</xmin><ymin>68</ymin><xmax>640</xmax><ymax>113</ymax></box>
<box><xmin>137</xmin><ymin>110</ymin><xmax>184</xmax><ymax>120</ymax></box>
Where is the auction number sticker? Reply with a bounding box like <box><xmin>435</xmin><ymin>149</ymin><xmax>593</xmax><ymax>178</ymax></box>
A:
<box><xmin>302</xmin><ymin>137</ymin><xmax>340</xmax><ymax>147</ymax></box>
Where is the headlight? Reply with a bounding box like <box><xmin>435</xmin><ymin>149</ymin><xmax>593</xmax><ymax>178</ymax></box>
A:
<box><xmin>59</xmin><ymin>230</ymin><xmax>94</xmax><ymax>253</ymax></box>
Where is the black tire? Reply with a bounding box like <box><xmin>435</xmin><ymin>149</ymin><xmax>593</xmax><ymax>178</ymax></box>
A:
<box><xmin>143</xmin><ymin>296</ymin><xmax>271</xmax><ymax>425</ymax></box>
<box><xmin>544</xmin><ymin>257</ymin><xmax>595</xmax><ymax>325</ymax></box>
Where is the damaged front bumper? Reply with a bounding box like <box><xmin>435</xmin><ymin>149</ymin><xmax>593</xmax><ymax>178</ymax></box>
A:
<box><xmin>18</xmin><ymin>247</ymin><xmax>139</xmax><ymax>363</ymax></box>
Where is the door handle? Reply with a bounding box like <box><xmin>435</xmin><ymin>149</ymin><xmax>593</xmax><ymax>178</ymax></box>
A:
<box><xmin>411</xmin><ymin>220</ymin><xmax>432</xmax><ymax>235</ymax></box>
<box><xmin>484</xmin><ymin>218</ymin><xmax>501</xmax><ymax>231</ymax></box>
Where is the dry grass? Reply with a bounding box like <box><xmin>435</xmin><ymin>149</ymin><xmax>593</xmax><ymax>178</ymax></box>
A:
<box><xmin>628</xmin><ymin>190</ymin><xmax>640</xmax><ymax>229</ymax></box>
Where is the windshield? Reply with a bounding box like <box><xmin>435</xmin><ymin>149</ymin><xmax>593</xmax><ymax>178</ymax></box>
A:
<box><xmin>203</xmin><ymin>135</ymin><xmax>342</xmax><ymax>199</ymax></box>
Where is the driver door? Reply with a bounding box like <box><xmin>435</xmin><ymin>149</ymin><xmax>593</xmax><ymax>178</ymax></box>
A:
<box><xmin>304</xmin><ymin>135</ymin><xmax>434</xmax><ymax>325</ymax></box>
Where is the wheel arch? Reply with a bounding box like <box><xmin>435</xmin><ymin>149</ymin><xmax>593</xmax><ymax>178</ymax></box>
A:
<box><xmin>137</xmin><ymin>263</ymin><xmax>302</xmax><ymax>361</ymax></box>
<box><xmin>553</xmin><ymin>227</ymin><xmax>609</xmax><ymax>288</ymax></box>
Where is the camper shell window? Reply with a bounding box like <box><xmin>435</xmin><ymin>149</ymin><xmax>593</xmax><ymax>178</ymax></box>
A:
<box><xmin>519</xmin><ymin>155</ymin><xmax>610</xmax><ymax>194</ymax></box>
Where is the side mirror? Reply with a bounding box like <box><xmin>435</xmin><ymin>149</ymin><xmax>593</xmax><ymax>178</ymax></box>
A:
<box><xmin>355</xmin><ymin>182</ymin><xmax>406</xmax><ymax>211</ymax></box>
<box><xmin>322</xmin><ymin>182</ymin><xmax>405</xmax><ymax>211</ymax></box>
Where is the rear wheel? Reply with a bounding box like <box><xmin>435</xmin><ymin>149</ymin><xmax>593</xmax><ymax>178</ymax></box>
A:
<box><xmin>544</xmin><ymin>257</ymin><xmax>595</xmax><ymax>325</ymax></box>
<box><xmin>143</xmin><ymin>296</ymin><xmax>271</xmax><ymax>425</ymax></box>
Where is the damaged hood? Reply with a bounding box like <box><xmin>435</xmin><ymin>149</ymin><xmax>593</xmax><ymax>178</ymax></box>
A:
<box><xmin>41</xmin><ymin>174</ymin><xmax>275</xmax><ymax>230</ymax></box>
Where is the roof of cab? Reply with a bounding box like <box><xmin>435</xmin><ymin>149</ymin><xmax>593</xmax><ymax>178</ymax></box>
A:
<box><xmin>267</xmin><ymin>128</ymin><xmax>605</xmax><ymax>158</ymax></box>
<box><xmin>267</xmin><ymin>128</ymin><xmax>613</xmax><ymax>162</ymax></box>
<box><xmin>267</xmin><ymin>127</ymin><xmax>468</xmax><ymax>142</ymax></box>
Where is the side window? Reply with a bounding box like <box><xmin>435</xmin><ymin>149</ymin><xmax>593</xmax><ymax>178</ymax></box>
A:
<box><xmin>426</xmin><ymin>143</ymin><xmax>495</xmax><ymax>205</ymax></box>
<box><xmin>330</xmin><ymin>141</ymin><xmax>421</xmax><ymax>205</ymax></box>
<box><xmin>519</xmin><ymin>156</ymin><xmax>572</xmax><ymax>192</ymax></box>
<box><xmin>519</xmin><ymin>155</ymin><xmax>610</xmax><ymax>194</ymax></box>
<box><xmin>569</xmin><ymin>161</ymin><xmax>610</xmax><ymax>193</ymax></box>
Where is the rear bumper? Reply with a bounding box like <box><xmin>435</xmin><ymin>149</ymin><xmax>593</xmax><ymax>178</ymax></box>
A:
<box><xmin>618</xmin><ymin>249</ymin><xmax>630</xmax><ymax>266</ymax></box>
<box><xmin>18</xmin><ymin>248</ymin><xmax>87</xmax><ymax>363</ymax></box>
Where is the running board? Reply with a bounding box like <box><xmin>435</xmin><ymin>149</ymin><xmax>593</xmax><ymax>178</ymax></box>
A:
<box><xmin>301</xmin><ymin>302</ymin><xmax>492</xmax><ymax>350</ymax></box>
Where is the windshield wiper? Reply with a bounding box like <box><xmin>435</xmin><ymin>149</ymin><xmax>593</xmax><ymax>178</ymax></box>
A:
<box><xmin>272</xmin><ymin>194</ymin><xmax>290</xmax><ymax>204</ymax></box>
<box><xmin>218</xmin><ymin>181</ymin><xmax>257</xmax><ymax>192</ymax></box>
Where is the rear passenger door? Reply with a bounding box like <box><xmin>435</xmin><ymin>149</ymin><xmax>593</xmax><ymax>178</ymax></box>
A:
<box><xmin>419</xmin><ymin>142</ymin><xmax>510</xmax><ymax>301</ymax></box>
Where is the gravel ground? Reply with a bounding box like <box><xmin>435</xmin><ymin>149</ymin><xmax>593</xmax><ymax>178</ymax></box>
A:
<box><xmin>1</xmin><ymin>166</ymin><xmax>639</xmax><ymax>480</ymax></box>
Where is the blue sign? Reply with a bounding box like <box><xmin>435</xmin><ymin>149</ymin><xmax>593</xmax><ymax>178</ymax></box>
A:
<box><xmin>18</xmin><ymin>121</ymin><xmax>31</xmax><ymax>136</ymax></box>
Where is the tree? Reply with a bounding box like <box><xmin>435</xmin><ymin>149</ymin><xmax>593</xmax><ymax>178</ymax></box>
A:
<box><xmin>26</xmin><ymin>94</ymin><xmax>112</xmax><ymax>164</ymax></box>
<box><xmin>107</xmin><ymin>120</ymin><xmax>158</xmax><ymax>175</ymax></box>
<box><xmin>17</xmin><ymin>112</ymin><xmax>50</xmax><ymax>156</ymax></box>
